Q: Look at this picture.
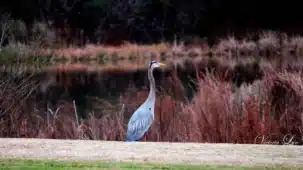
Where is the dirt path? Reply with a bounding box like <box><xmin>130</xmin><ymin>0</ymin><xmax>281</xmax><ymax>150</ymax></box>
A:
<box><xmin>0</xmin><ymin>138</ymin><xmax>302</xmax><ymax>166</ymax></box>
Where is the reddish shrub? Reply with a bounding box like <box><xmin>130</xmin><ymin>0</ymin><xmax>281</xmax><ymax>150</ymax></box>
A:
<box><xmin>0</xmin><ymin>70</ymin><xmax>302</xmax><ymax>145</ymax></box>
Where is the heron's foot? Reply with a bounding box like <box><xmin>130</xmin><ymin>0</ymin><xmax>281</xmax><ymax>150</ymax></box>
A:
<box><xmin>125</xmin><ymin>137</ymin><xmax>140</xmax><ymax>142</ymax></box>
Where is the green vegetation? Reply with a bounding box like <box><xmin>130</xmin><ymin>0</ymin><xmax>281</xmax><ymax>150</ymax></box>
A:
<box><xmin>0</xmin><ymin>159</ymin><xmax>302</xmax><ymax>170</ymax></box>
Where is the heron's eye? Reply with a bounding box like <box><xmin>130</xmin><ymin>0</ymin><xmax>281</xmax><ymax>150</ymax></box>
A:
<box><xmin>150</xmin><ymin>60</ymin><xmax>157</xmax><ymax>68</ymax></box>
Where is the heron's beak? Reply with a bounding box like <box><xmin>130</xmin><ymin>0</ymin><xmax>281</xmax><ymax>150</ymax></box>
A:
<box><xmin>158</xmin><ymin>62</ymin><xmax>167</xmax><ymax>68</ymax></box>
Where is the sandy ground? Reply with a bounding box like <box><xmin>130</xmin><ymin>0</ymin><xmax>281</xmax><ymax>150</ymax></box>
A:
<box><xmin>0</xmin><ymin>138</ymin><xmax>302</xmax><ymax>167</ymax></box>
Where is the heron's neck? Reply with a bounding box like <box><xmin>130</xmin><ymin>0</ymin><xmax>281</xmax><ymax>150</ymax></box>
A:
<box><xmin>146</xmin><ymin>67</ymin><xmax>156</xmax><ymax>105</ymax></box>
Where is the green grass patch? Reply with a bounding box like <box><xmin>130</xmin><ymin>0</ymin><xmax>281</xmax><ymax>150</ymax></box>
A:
<box><xmin>0</xmin><ymin>159</ymin><xmax>302</xmax><ymax>170</ymax></box>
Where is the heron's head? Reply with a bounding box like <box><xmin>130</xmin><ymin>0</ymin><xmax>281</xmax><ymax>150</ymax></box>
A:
<box><xmin>149</xmin><ymin>60</ymin><xmax>167</xmax><ymax>70</ymax></box>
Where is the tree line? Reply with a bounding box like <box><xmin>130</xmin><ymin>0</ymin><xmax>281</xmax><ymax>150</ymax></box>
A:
<box><xmin>0</xmin><ymin>0</ymin><xmax>302</xmax><ymax>45</ymax></box>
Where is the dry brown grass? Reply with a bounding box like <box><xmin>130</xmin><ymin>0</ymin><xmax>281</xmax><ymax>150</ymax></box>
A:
<box><xmin>0</xmin><ymin>66</ymin><xmax>302</xmax><ymax>144</ymax></box>
<box><xmin>40</xmin><ymin>43</ymin><xmax>170</xmax><ymax>61</ymax></box>
<box><xmin>28</xmin><ymin>31</ymin><xmax>303</xmax><ymax>63</ymax></box>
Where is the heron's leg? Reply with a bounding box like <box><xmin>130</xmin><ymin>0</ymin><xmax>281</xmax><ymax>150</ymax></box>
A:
<box><xmin>143</xmin><ymin>133</ymin><xmax>147</xmax><ymax>141</ymax></box>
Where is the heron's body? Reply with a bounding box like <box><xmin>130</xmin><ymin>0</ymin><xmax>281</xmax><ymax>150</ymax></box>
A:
<box><xmin>126</xmin><ymin>105</ymin><xmax>154</xmax><ymax>141</ymax></box>
<box><xmin>125</xmin><ymin>60</ymin><xmax>166</xmax><ymax>142</ymax></box>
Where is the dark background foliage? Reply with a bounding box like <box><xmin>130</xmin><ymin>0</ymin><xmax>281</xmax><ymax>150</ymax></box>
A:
<box><xmin>0</xmin><ymin>0</ymin><xmax>302</xmax><ymax>45</ymax></box>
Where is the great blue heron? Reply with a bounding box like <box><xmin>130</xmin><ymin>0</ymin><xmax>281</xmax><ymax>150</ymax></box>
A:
<box><xmin>125</xmin><ymin>60</ymin><xmax>167</xmax><ymax>141</ymax></box>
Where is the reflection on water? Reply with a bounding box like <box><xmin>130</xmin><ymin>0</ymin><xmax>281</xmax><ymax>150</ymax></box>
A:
<box><xmin>0</xmin><ymin>60</ymin><xmax>177</xmax><ymax>120</ymax></box>
<box><xmin>0</xmin><ymin>56</ymin><xmax>157</xmax><ymax>72</ymax></box>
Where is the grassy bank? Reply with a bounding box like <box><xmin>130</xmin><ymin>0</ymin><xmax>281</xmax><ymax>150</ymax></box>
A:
<box><xmin>1</xmin><ymin>31</ymin><xmax>303</xmax><ymax>66</ymax></box>
<box><xmin>1</xmin><ymin>159</ymin><xmax>302</xmax><ymax>170</ymax></box>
